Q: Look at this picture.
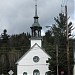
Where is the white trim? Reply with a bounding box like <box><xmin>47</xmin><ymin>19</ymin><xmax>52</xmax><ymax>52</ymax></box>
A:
<box><xmin>16</xmin><ymin>43</ymin><xmax>51</xmax><ymax>64</ymax></box>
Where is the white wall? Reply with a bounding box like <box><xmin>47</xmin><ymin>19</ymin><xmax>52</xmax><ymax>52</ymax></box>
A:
<box><xmin>31</xmin><ymin>39</ymin><xmax>42</xmax><ymax>47</ymax></box>
<box><xmin>17</xmin><ymin>65</ymin><xmax>49</xmax><ymax>75</ymax></box>
<box><xmin>18</xmin><ymin>45</ymin><xmax>50</xmax><ymax>65</ymax></box>
<box><xmin>17</xmin><ymin>45</ymin><xmax>50</xmax><ymax>75</ymax></box>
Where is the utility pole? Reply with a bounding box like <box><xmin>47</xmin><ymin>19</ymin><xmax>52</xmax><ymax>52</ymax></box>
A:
<box><xmin>65</xmin><ymin>5</ymin><xmax>70</xmax><ymax>75</ymax></box>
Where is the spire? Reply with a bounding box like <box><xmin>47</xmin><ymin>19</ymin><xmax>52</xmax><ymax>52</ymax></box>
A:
<box><xmin>35</xmin><ymin>0</ymin><xmax>38</xmax><ymax>17</ymax></box>
<box><xmin>30</xmin><ymin>0</ymin><xmax>42</xmax><ymax>38</ymax></box>
<box><xmin>34</xmin><ymin>0</ymin><xmax>39</xmax><ymax>23</ymax></box>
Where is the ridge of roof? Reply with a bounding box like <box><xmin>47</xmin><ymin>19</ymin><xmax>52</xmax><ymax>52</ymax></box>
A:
<box><xmin>16</xmin><ymin>43</ymin><xmax>51</xmax><ymax>64</ymax></box>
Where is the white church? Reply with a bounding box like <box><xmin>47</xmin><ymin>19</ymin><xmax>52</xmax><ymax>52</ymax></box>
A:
<box><xmin>16</xmin><ymin>1</ymin><xmax>51</xmax><ymax>75</ymax></box>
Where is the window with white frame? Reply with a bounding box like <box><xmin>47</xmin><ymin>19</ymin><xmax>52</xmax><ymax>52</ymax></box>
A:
<box><xmin>33</xmin><ymin>69</ymin><xmax>40</xmax><ymax>75</ymax></box>
<box><xmin>23</xmin><ymin>72</ymin><xmax>27</xmax><ymax>75</ymax></box>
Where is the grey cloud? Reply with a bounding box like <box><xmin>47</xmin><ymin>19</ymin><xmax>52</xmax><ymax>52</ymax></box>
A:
<box><xmin>0</xmin><ymin>0</ymin><xmax>74</xmax><ymax>35</ymax></box>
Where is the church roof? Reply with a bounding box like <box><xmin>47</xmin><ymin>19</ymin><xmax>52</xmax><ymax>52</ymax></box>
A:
<box><xmin>32</xmin><ymin>22</ymin><xmax>41</xmax><ymax>27</ymax></box>
<box><xmin>16</xmin><ymin>43</ymin><xmax>51</xmax><ymax>64</ymax></box>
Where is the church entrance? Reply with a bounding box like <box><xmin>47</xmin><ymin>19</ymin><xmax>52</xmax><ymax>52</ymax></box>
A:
<box><xmin>33</xmin><ymin>69</ymin><xmax>40</xmax><ymax>75</ymax></box>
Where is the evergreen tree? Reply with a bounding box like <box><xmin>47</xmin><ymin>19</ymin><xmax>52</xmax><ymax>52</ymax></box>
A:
<box><xmin>1</xmin><ymin>29</ymin><xmax>9</xmax><ymax>44</ymax></box>
<box><xmin>44</xmin><ymin>13</ymin><xmax>74</xmax><ymax>75</ymax></box>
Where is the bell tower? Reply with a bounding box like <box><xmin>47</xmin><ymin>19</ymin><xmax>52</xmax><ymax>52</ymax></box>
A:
<box><xmin>30</xmin><ymin>0</ymin><xmax>42</xmax><ymax>47</ymax></box>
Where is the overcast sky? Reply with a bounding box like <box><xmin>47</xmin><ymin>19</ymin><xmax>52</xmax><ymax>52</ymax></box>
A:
<box><xmin>0</xmin><ymin>0</ymin><xmax>74</xmax><ymax>36</ymax></box>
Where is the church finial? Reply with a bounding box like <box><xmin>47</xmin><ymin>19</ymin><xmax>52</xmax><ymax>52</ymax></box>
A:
<box><xmin>33</xmin><ymin>0</ymin><xmax>39</xmax><ymax>23</ymax></box>
<box><xmin>35</xmin><ymin>0</ymin><xmax>38</xmax><ymax>17</ymax></box>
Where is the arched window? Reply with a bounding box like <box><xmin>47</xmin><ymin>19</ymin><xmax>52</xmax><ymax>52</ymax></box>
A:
<box><xmin>23</xmin><ymin>72</ymin><xmax>27</xmax><ymax>75</ymax></box>
<box><xmin>33</xmin><ymin>69</ymin><xmax>40</xmax><ymax>75</ymax></box>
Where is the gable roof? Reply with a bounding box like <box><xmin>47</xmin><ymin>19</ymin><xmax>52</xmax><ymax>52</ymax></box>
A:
<box><xmin>16</xmin><ymin>43</ymin><xmax>51</xmax><ymax>64</ymax></box>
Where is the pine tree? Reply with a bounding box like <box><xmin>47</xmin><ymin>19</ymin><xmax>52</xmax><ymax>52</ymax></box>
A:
<box><xmin>44</xmin><ymin>13</ymin><xmax>74</xmax><ymax>75</ymax></box>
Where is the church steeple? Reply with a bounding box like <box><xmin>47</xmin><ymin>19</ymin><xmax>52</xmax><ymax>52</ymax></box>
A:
<box><xmin>34</xmin><ymin>0</ymin><xmax>39</xmax><ymax>23</ymax></box>
<box><xmin>30</xmin><ymin>0</ymin><xmax>42</xmax><ymax>38</ymax></box>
